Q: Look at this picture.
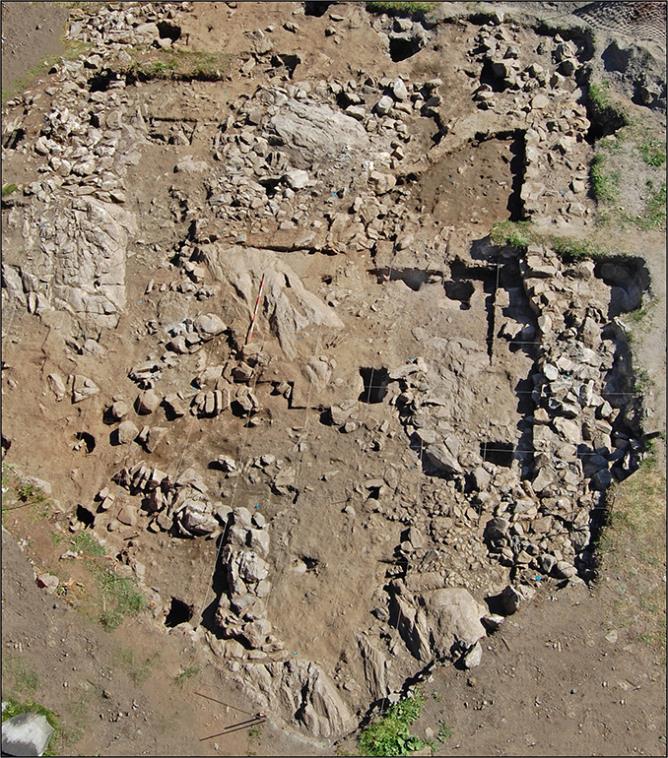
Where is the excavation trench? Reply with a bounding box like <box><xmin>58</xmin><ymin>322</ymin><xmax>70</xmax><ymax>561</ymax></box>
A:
<box><xmin>1</xmin><ymin>3</ymin><xmax>661</xmax><ymax>746</ymax></box>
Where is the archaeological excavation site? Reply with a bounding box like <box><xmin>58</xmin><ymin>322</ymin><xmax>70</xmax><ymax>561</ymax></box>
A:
<box><xmin>1</xmin><ymin>2</ymin><xmax>666</xmax><ymax>756</ymax></box>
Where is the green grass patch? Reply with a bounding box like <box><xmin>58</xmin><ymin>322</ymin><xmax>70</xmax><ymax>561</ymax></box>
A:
<box><xmin>3</xmin><ymin>658</ymin><xmax>40</xmax><ymax>697</ymax></box>
<box><xmin>366</xmin><ymin>1</ymin><xmax>436</xmax><ymax>13</ymax></box>
<box><xmin>123</xmin><ymin>49</ymin><xmax>230</xmax><ymax>82</ymax></box>
<box><xmin>173</xmin><ymin>665</ymin><xmax>200</xmax><ymax>688</ymax></box>
<box><xmin>639</xmin><ymin>138</ymin><xmax>666</xmax><ymax>168</ymax></box>
<box><xmin>588</xmin><ymin>81</ymin><xmax>611</xmax><ymax>111</ymax></box>
<box><xmin>590</xmin><ymin>153</ymin><xmax>620</xmax><ymax>204</ymax></box>
<box><xmin>550</xmin><ymin>236</ymin><xmax>606</xmax><ymax>261</ymax></box>
<box><xmin>490</xmin><ymin>220</ymin><xmax>532</xmax><ymax>248</ymax></box>
<box><xmin>71</xmin><ymin>531</ymin><xmax>106</xmax><ymax>558</ymax></box>
<box><xmin>637</xmin><ymin>180</ymin><xmax>666</xmax><ymax>231</ymax></box>
<box><xmin>2</xmin><ymin>697</ymin><xmax>61</xmax><ymax>756</ymax></box>
<box><xmin>2</xmin><ymin>183</ymin><xmax>19</xmax><ymax>198</ymax></box>
<box><xmin>490</xmin><ymin>221</ymin><xmax>609</xmax><ymax>260</ymax></box>
<box><xmin>95</xmin><ymin>568</ymin><xmax>145</xmax><ymax>630</ymax></box>
<box><xmin>436</xmin><ymin>721</ymin><xmax>453</xmax><ymax>743</ymax></box>
<box><xmin>58</xmin><ymin>1</ymin><xmax>105</xmax><ymax>10</ymax></box>
<box><xmin>359</xmin><ymin>693</ymin><xmax>427</xmax><ymax>756</ymax></box>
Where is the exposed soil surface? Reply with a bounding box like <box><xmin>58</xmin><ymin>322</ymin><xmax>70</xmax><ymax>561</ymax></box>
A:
<box><xmin>1</xmin><ymin>2</ymin><xmax>69</xmax><ymax>99</ymax></box>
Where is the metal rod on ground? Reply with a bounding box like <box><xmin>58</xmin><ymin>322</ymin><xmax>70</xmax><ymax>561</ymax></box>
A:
<box><xmin>243</xmin><ymin>272</ymin><xmax>265</xmax><ymax>350</ymax></box>
<box><xmin>200</xmin><ymin>715</ymin><xmax>266</xmax><ymax>741</ymax></box>
<box><xmin>193</xmin><ymin>691</ymin><xmax>255</xmax><ymax>717</ymax></box>
<box><xmin>212</xmin><ymin>718</ymin><xmax>266</xmax><ymax>737</ymax></box>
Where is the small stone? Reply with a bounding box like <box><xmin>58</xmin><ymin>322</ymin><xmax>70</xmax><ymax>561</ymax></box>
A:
<box><xmin>36</xmin><ymin>573</ymin><xmax>59</xmax><ymax>594</ymax></box>
<box><xmin>462</xmin><ymin>641</ymin><xmax>482</xmax><ymax>669</ymax></box>
<box><xmin>2</xmin><ymin>713</ymin><xmax>54</xmax><ymax>757</ymax></box>
<box><xmin>116</xmin><ymin>420</ymin><xmax>139</xmax><ymax>445</ymax></box>
<box><xmin>135</xmin><ymin>390</ymin><xmax>161</xmax><ymax>416</ymax></box>
<box><xmin>283</xmin><ymin>169</ymin><xmax>309</xmax><ymax>190</ymax></box>
<box><xmin>375</xmin><ymin>95</ymin><xmax>393</xmax><ymax>115</ymax></box>
<box><xmin>117</xmin><ymin>505</ymin><xmax>137</xmax><ymax>527</ymax></box>
<box><xmin>145</xmin><ymin>427</ymin><xmax>167</xmax><ymax>453</ymax></box>
<box><xmin>368</xmin><ymin>171</ymin><xmax>396</xmax><ymax>195</ymax></box>
<box><xmin>109</xmin><ymin>400</ymin><xmax>129</xmax><ymax>421</ymax></box>
<box><xmin>71</xmin><ymin>375</ymin><xmax>99</xmax><ymax>403</ymax></box>
<box><xmin>214</xmin><ymin>455</ymin><xmax>237</xmax><ymax>473</ymax></box>
<box><xmin>193</xmin><ymin>313</ymin><xmax>226</xmax><ymax>338</ymax></box>
<box><xmin>392</xmin><ymin>78</ymin><xmax>408</xmax><ymax>101</ymax></box>
<box><xmin>346</xmin><ymin>105</ymin><xmax>366</xmax><ymax>121</ymax></box>
<box><xmin>163</xmin><ymin>394</ymin><xmax>186</xmax><ymax>418</ymax></box>
<box><xmin>47</xmin><ymin>373</ymin><xmax>67</xmax><ymax>402</ymax></box>
<box><xmin>553</xmin><ymin>560</ymin><xmax>577</xmax><ymax>579</ymax></box>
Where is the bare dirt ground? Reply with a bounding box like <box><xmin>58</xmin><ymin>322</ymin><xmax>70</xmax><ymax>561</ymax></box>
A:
<box><xmin>1</xmin><ymin>2</ymin><xmax>69</xmax><ymax>101</ymax></box>
<box><xmin>1</xmin><ymin>2</ymin><xmax>666</xmax><ymax>756</ymax></box>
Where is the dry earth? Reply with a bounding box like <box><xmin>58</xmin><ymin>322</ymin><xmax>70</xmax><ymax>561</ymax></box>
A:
<box><xmin>1</xmin><ymin>2</ymin><xmax>666</xmax><ymax>757</ymax></box>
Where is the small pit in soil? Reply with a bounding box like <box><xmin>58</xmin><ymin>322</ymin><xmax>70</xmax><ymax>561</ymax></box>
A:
<box><xmin>76</xmin><ymin>504</ymin><xmax>96</xmax><ymax>528</ymax></box>
<box><xmin>359</xmin><ymin>367</ymin><xmax>390</xmax><ymax>404</ymax></box>
<box><xmin>304</xmin><ymin>1</ymin><xmax>336</xmax><ymax>17</ymax></box>
<box><xmin>157</xmin><ymin>21</ymin><xmax>181</xmax><ymax>42</ymax></box>
<box><xmin>75</xmin><ymin>431</ymin><xmax>96</xmax><ymax>454</ymax></box>
<box><xmin>389</xmin><ymin>36</ymin><xmax>423</xmax><ymax>62</ymax></box>
<box><xmin>444</xmin><ymin>279</ymin><xmax>475</xmax><ymax>309</ymax></box>
<box><xmin>480</xmin><ymin>441</ymin><xmax>515</xmax><ymax>467</ymax></box>
<box><xmin>165</xmin><ymin>597</ymin><xmax>194</xmax><ymax>627</ymax></box>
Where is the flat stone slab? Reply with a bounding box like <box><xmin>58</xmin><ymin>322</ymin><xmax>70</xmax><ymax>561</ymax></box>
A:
<box><xmin>1</xmin><ymin>712</ymin><xmax>54</xmax><ymax>757</ymax></box>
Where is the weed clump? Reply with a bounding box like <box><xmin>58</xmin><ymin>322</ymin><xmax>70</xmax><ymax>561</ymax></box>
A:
<box><xmin>125</xmin><ymin>49</ymin><xmax>230</xmax><ymax>82</ymax></box>
<box><xmin>590</xmin><ymin>153</ymin><xmax>620</xmax><ymax>203</ymax></box>
<box><xmin>174</xmin><ymin>665</ymin><xmax>200</xmax><ymax>687</ymax></box>
<box><xmin>366</xmin><ymin>1</ymin><xmax>436</xmax><ymax>14</ymax></box>
<box><xmin>358</xmin><ymin>693</ymin><xmax>426</xmax><ymax>756</ymax></box>
<box><xmin>639</xmin><ymin>138</ymin><xmax>666</xmax><ymax>168</ymax></box>
<box><xmin>490</xmin><ymin>220</ymin><xmax>532</xmax><ymax>249</ymax></box>
<box><xmin>96</xmin><ymin>568</ymin><xmax>145</xmax><ymax>630</ymax></box>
